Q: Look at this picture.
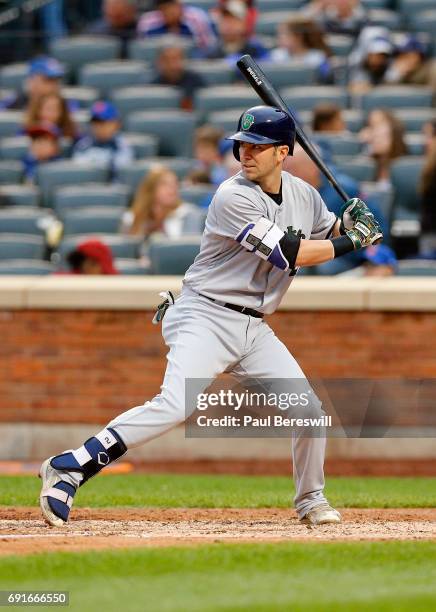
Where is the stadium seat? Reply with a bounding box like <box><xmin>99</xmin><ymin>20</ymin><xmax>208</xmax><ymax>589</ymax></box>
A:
<box><xmin>0</xmin><ymin>207</ymin><xmax>47</xmax><ymax>235</ymax></box>
<box><xmin>255</xmin><ymin>11</ymin><xmax>299</xmax><ymax>36</ymax></box>
<box><xmin>50</xmin><ymin>36</ymin><xmax>121</xmax><ymax>75</ymax></box>
<box><xmin>53</xmin><ymin>183</ymin><xmax>130</xmax><ymax>217</ymax></box>
<box><xmin>208</xmin><ymin>109</ymin><xmax>246</xmax><ymax>132</ymax></box>
<box><xmin>128</xmin><ymin>36</ymin><xmax>194</xmax><ymax>63</ymax></box>
<box><xmin>112</xmin><ymin>86</ymin><xmax>182</xmax><ymax>120</ymax></box>
<box><xmin>361</xmin><ymin>0</ymin><xmax>390</xmax><ymax>8</ymax></box>
<box><xmin>0</xmin><ymin>111</ymin><xmax>24</xmax><ymax>137</ymax></box>
<box><xmin>405</xmin><ymin>133</ymin><xmax>426</xmax><ymax>156</ymax></box>
<box><xmin>181</xmin><ymin>209</ymin><xmax>207</xmax><ymax>234</ymax></box>
<box><xmin>367</xmin><ymin>8</ymin><xmax>402</xmax><ymax>28</ymax></box>
<box><xmin>180</xmin><ymin>184</ymin><xmax>215</xmax><ymax>207</ymax></box>
<box><xmin>342</xmin><ymin>109</ymin><xmax>365</xmax><ymax>132</ymax></box>
<box><xmin>126</xmin><ymin>111</ymin><xmax>196</xmax><ymax>157</ymax></box>
<box><xmin>396</xmin><ymin>260</ymin><xmax>436</xmax><ymax>276</ymax></box>
<box><xmin>61</xmin><ymin>86</ymin><xmax>99</xmax><ymax>109</ymax></box>
<box><xmin>149</xmin><ymin>237</ymin><xmax>201</xmax><ymax>274</ymax></box>
<box><xmin>118</xmin><ymin>158</ymin><xmax>195</xmax><ymax>190</ymax></box>
<box><xmin>0</xmin><ymin>161</ymin><xmax>23</xmax><ymax>184</ymax></box>
<box><xmin>0</xmin><ymin>259</ymin><xmax>55</xmax><ymax>275</ymax></box>
<box><xmin>390</xmin><ymin>156</ymin><xmax>425</xmax><ymax>222</ymax></box>
<box><xmin>123</xmin><ymin>133</ymin><xmax>158</xmax><ymax>159</ymax></box>
<box><xmin>335</xmin><ymin>156</ymin><xmax>376</xmax><ymax>182</ymax></box>
<box><xmin>58</xmin><ymin>234</ymin><xmax>142</xmax><ymax>260</ymax></box>
<box><xmin>0</xmin><ymin>88</ymin><xmax>14</xmax><ymax>106</ymax></box>
<box><xmin>325</xmin><ymin>34</ymin><xmax>354</xmax><ymax>57</ymax></box>
<box><xmin>70</xmin><ymin>109</ymin><xmax>90</xmax><ymax>133</ymax></box>
<box><xmin>181</xmin><ymin>0</ymin><xmax>216</xmax><ymax>9</ymax></box>
<box><xmin>410</xmin><ymin>9</ymin><xmax>436</xmax><ymax>34</ymax></box>
<box><xmin>186</xmin><ymin>60</ymin><xmax>234</xmax><ymax>86</ymax></box>
<box><xmin>281</xmin><ymin>86</ymin><xmax>349</xmax><ymax>112</ymax></box>
<box><xmin>0</xmin><ymin>234</ymin><xmax>45</xmax><ymax>259</ymax></box>
<box><xmin>0</xmin><ymin>63</ymin><xmax>28</xmax><ymax>91</ymax></box>
<box><xmin>257</xmin><ymin>0</ymin><xmax>303</xmax><ymax>10</ymax></box>
<box><xmin>399</xmin><ymin>0</ymin><xmax>435</xmax><ymax>13</ymax></box>
<box><xmin>116</xmin><ymin>258</ymin><xmax>151</xmax><ymax>275</ymax></box>
<box><xmin>0</xmin><ymin>184</ymin><xmax>40</xmax><ymax>207</ymax></box>
<box><xmin>361</xmin><ymin>86</ymin><xmax>433</xmax><ymax>112</ymax></box>
<box><xmin>36</xmin><ymin>162</ymin><xmax>109</xmax><ymax>207</ymax></box>
<box><xmin>258</xmin><ymin>60</ymin><xmax>317</xmax><ymax>87</ymax></box>
<box><xmin>395</xmin><ymin>108</ymin><xmax>435</xmax><ymax>132</ymax></box>
<box><xmin>314</xmin><ymin>133</ymin><xmax>362</xmax><ymax>156</ymax></box>
<box><xmin>62</xmin><ymin>207</ymin><xmax>123</xmax><ymax>236</ymax></box>
<box><xmin>79</xmin><ymin>61</ymin><xmax>151</xmax><ymax>97</ymax></box>
<box><xmin>195</xmin><ymin>85</ymin><xmax>259</xmax><ymax>116</ymax></box>
<box><xmin>360</xmin><ymin>181</ymin><xmax>393</xmax><ymax>220</ymax></box>
<box><xmin>0</xmin><ymin>136</ymin><xmax>29</xmax><ymax>160</ymax></box>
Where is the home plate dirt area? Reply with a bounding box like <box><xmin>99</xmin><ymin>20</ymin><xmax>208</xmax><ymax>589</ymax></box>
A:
<box><xmin>1</xmin><ymin>508</ymin><xmax>436</xmax><ymax>555</ymax></box>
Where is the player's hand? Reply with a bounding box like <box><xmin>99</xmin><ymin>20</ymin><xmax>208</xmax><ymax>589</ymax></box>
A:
<box><xmin>340</xmin><ymin>198</ymin><xmax>383</xmax><ymax>249</ymax></box>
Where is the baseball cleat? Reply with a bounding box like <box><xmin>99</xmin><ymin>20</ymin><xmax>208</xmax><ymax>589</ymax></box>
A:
<box><xmin>300</xmin><ymin>503</ymin><xmax>342</xmax><ymax>526</ymax></box>
<box><xmin>39</xmin><ymin>457</ymin><xmax>77</xmax><ymax>527</ymax></box>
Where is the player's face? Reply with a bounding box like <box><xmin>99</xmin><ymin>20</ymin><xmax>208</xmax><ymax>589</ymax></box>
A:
<box><xmin>239</xmin><ymin>142</ymin><xmax>287</xmax><ymax>183</ymax></box>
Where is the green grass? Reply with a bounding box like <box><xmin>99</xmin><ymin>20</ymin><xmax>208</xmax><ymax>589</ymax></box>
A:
<box><xmin>1</xmin><ymin>542</ymin><xmax>436</xmax><ymax>611</ymax></box>
<box><xmin>1</xmin><ymin>474</ymin><xmax>436</xmax><ymax>508</ymax></box>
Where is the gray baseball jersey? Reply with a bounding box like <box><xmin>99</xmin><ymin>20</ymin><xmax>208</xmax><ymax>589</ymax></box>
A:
<box><xmin>183</xmin><ymin>170</ymin><xmax>336</xmax><ymax>314</ymax></box>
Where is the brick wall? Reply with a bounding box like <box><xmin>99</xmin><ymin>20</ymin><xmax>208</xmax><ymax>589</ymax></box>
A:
<box><xmin>1</xmin><ymin>309</ymin><xmax>435</xmax><ymax>424</ymax></box>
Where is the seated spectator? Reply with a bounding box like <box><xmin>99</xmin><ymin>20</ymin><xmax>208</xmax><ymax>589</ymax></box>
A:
<box><xmin>188</xmin><ymin>125</ymin><xmax>227</xmax><ymax>186</ymax></box>
<box><xmin>307</xmin><ymin>0</ymin><xmax>368</xmax><ymax>37</ymax></box>
<box><xmin>419</xmin><ymin>121</ymin><xmax>436</xmax><ymax>258</ymax></box>
<box><xmin>72</xmin><ymin>101</ymin><xmax>134</xmax><ymax>179</ymax></box>
<box><xmin>22</xmin><ymin>124</ymin><xmax>62</xmax><ymax>183</ymax></box>
<box><xmin>24</xmin><ymin>93</ymin><xmax>79</xmax><ymax>141</ymax></box>
<box><xmin>270</xmin><ymin>17</ymin><xmax>331</xmax><ymax>80</ymax></box>
<box><xmin>137</xmin><ymin>0</ymin><xmax>217</xmax><ymax>57</ymax></box>
<box><xmin>214</xmin><ymin>0</ymin><xmax>257</xmax><ymax>36</ymax></box>
<box><xmin>207</xmin><ymin>0</ymin><xmax>269</xmax><ymax>61</ymax></box>
<box><xmin>359</xmin><ymin>109</ymin><xmax>407</xmax><ymax>186</ymax></box>
<box><xmin>65</xmin><ymin>239</ymin><xmax>118</xmax><ymax>275</ymax></box>
<box><xmin>340</xmin><ymin>244</ymin><xmax>397</xmax><ymax>276</ymax></box>
<box><xmin>1</xmin><ymin>56</ymin><xmax>64</xmax><ymax>111</ymax></box>
<box><xmin>349</xmin><ymin>34</ymin><xmax>393</xmax><ymax>95</ymax></box>
<box><xmin>312</xmin><ymin>103</ymin><xmax>346</xmax><ymax>132</ymax></box>
<box><xmin>122</xmin><ymin>166</ymin><xmax>196</xmax><ymax>239</ymax></box>
<box><xmin>87</xmin><ymin>0</ymin><xmax>138</xmax><ymax>58</ymax></box>
<box><xmin>384</xmin><ymin>36</ymin><xmax>436</xmax><ymax>90</ymax></box>
<box><xmin>151</xmin><ymin>46</ymin><xmax>206</xmax><ymax>111</ymax></box>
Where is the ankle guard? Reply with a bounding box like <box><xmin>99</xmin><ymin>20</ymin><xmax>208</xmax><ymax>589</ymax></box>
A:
<box><xmin>50</xmin><ymin>428</ymin><xmax>127</xmax><ymax>485</ymax></box>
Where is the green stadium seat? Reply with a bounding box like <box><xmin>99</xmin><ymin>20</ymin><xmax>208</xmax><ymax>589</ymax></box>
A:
<box><xmin>180</xmin><ymin>184</ymin><xmax>215</xmax><ymax>207</ymax></box>
<box><xmin>367</xmin><ymin>8</ymin><xmax>401</xmax><ymax>29</ymax></box>
<box><xmin>314</xmin><ymin>133</ymin><xmax>362</xmax><ymax>156</ymax></box>
<box><xmin>281</xmin><ymin>86</ymin><xmax>349</xmax><ymax>112</ymax></box>
<box><xmin>123</xmin><ymin>133</ymin><xmax>159</xmax><ymax>158</ymax></box>
<box><xmin>61</xmin><ymin>86</ymin><xmax>99</xmax><ymax>109</ymax></box>
<box><xmin>116</xmin><ymin>258</ymin><xmax>151</xmax><ymax>275</ymax></box>
<box><xmin>360</xmin><ymin>181</ymin><xmax>393</xmax><ymax>220</ymax></box>
<box><xmin>257</xmin><ymin>0</ymin><xmax>303</xmax><ymax>10</ymax></box>
<box><xmin>405</xmin><ymin>134</ymin><xmax>426</xmax><ymax>156</ymax></box>
<box><xmin>128</xmin><ymin>36</ymin><xmax>194</xmax><ymax>63</ymax></box>
<box><xmin>395</xmin><ymin>108</ymin><xmax>436</xmax><ymax>132</ymax></box>
<box><xmin>36</xmin><ymin>161</ymin><xmax>109</xmax><ymax>207</ymax></box>
<box><xmin>390</xmin><ymin>156</ymin><xmax>425</xmax><ymax>222</ymax></box>
<box><xmin>195</xmin><ymin>85</ymin><xmax>259</xmax><ymax>116</ymax></box>
<box><xmin>79</xmin><ymin>61</ymin><xmax>151</xmax><ymax>97</ymax></box>
<box><xmin>50</xmin><ymin>36</ymin><xmax>121</xmax><ymax>75</ymax></box>
<box><xmin>361</xmin><ymin>86</ymin><xmax>433</xmax><ymax>111</ymax></box>
<box><xmin>0</xmin><ymin>111</ymin><xmax>24</xmax><ymax>137</ymax></box>
<box><xmin>361</xmin><ymin>0</ymin><xmax>390</xmax><ymax>8</ymax></box>
<box><xmin>208</xmin><ymin>109</ymin><xmax>246</xmax><ymax>132</ymax></box>
<box><xmin>0</xmin><ymin>184</ymin><xmax>40</xmax><ymax>207</ymax></box>
<box><xmin>0</xmin><ymin>234</ymin><xmax>45</xmax><ymax>259</ymax></box>
<box><xmin>0</xmin><ymin>259</ymin><xmax>55</xmax><ymax>275</ymax></box>
<box><xmin>126</xmin><ymin>111</ymin><xmax>196</xmax><ymax>157</ymax></box>
<box><xmin>118</xmin><ymin>158</ymin><xmax>195</xmax><ymax>190</ymax></box>
<box><xmin>62</xmin><ymin>207</ymin><xmax>123</xmax><ymax>235</ymax></box>
<box><xmin>397</xmin><ymin>260</ymin><xmax>436</xmax><ymax>276</ymax></box>
<box><xmin>410</xmin><ymin>9</ymin><xmax>436</xmax><ymax>34</ymax></box>
<box><xmin>258</xmin><ymin>60</ymin><xmax>317</xmax><ymax>88</ymax></box>
<box><xmin>0</xmin><ymin>161</ymin><xmax>23</xmax><ymax>184</ymax></box>
<box><xmin>181</xmin><ymin>0</ymin><xmax>217</xmax><ymax>8</ymax></box>
<box><xmin>58</xmin><ymin>234</ymin><xmax>142</xmax><ymax>260</ymax></box>
<box><xmin>0</xmin><ymin>136</ymin><xmax>29</xmax><ymax>160</ymax></box>
<box><xmin>53</xmin><ymin>183</ymin><xmax>130</xmax><ymax>217</ymax></box>
<box><xmin>111</xmin><ymin>86</ymin><xmax>181</xmax><ymax>120</ymax></box>
<box><xmin>335</xmin><ymin>156</ymin><xmax>376</xmax><ymax>182</ymax></box>
<box><xmin>181</xmin><ymin>209</ymin><xmax>207</xmax><ymax>234</ymax></box>
<box><xmin>400</xmin><ymin>0</ymin><xmax>435</xmax><ymax>16</ymax></box>
<box><xmin>0</xmin><ymin>63</ymin><xmax>27</xmax><ymax>91</ymax></box>
<box><xmin>325</xmin><ymin>34</ymin><xmax>354</xmax><ymax>57</ymax></box>
<box><xmin>342</xmin><ymin>109</ymin><xmax>365</xmax><ymax>132</ymax></box>
<box><xmin>187</xmin><ymin>60</ymin><xmax>234</xmax><ymax>86</ymax></box>
<box><xmin>256</xmin><ymin>11</ymin><xmax>299</xmax><ymax>36</ymax></box>
<box><xmin>149</xmin><ymin>237</ymin><xmax>201</xmax><ymax>274</ymax></box>
<box><xmin>0</xmin><ymin>207</ymin><xmax>47</xmax><ymax>235</ymax></box>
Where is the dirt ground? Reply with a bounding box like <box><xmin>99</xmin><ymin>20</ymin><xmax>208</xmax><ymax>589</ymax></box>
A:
<box><xmin>1</xmin><ymin>508</ymin><xmax>436</xmax><ymax>556</ymax></box>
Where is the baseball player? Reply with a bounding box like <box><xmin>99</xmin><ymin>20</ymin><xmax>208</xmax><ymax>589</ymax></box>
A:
<box><xmin>39</xmin><ymin>106</ymin><xmax>382</xmax><ymax>527</ymax></box>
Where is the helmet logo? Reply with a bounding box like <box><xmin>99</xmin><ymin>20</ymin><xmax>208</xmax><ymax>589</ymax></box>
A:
<box><xmin>241</xmin><ymin>113</ymin><xmax>254</xmax><ymax>130</ymax></box>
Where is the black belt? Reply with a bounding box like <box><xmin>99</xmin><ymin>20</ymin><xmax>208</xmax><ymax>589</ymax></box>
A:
<box><xmin>200</xmin><ymin>294</ymin><xmax>264</xmax><ymax>319</ymax></box>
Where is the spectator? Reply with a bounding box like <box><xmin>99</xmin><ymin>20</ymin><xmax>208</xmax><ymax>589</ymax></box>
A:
<box><xmin>359</xmin><ymin>109</ymin><xmax>407</xmax><ymax>186</ymax></box>
<box><xmin>137</xmin><ymin>0</ymin><xmax>217</xmax><ymax>57</ymax></box>
<box><xmin>307</xmin><ymin>0</ymin><xmax>368</xmax><ymax>37</ymax></box>
<box><xmin>24</xmin><ymin>92</ymin><xmax>79</xmax><ymax>141</ymax></box>
<box><xmin>349</xmin><ymin>34</ymin><xmax>393</xmax><ymax>95</ymax></box>
<box><xmin>189</xmin><ymin>125</ymin><xmax>227</xmax><ymax>185</ymax></box>
<box><xmin>340</xmin><ymin>244</ymin><xmax>397</xmax><ymax>276</ymax></box>
<box><xmin>151</xmin><ymin>46</ymin><xmax>206</xmax><ymax>111</ymax></box>
<box><xmin>72</xmin><ymin>101</ymin><xmax>134</xmax><ymax>179</ymax></box>
<box><xmin>65</xmin><ymin>239</ymin><xmax>118</xmax><ymax>275</ymax></box>
<box><xmin>419</xmin><ymin>122</ymin><xmax>436</xmax><ymax>258</ymax></box>
<box><xmin>207</xmin><ymin>0</ymin><xmax>269</xmax><ymax>61</ymax></box>
<box><xmin>122</xmin><ymin>166</ymin><xmax>196</xmax><ymax>239</ymax></box>
<box><xmin>384</xmin><ymin>36</ymin><xmax>436</xmax><ymax>90</ymax></box>
<box><xmin>312</xmin><ymin>103</ymin><xmax>346</xmax><ymax>132</ymax></box>
<box><xmin>214</xmin><ymin>0</ymin><xmax>258</xmax><ymax>36</ymax></box>
<box><xmin>1</xmin><ymin>56</ymin><xmax>64</xmax><ymax>111</ymax></box>
<box><xmin>270</xmin><ymin>17</ymin><xmax>331</xmax><ymax>80</ymax></box>
<box><xmin>22</xmin><ymin>123</ymin><xmax>62</xmax><ymax>183</ymax></box>
<box><xmin>87</xmin><ymin>0</ymin><xmax>138</xmax><ymax>58</ymax></box>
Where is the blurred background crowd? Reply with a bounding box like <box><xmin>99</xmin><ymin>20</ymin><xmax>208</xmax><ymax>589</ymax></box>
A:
<box><xmin>0</xmin><ymin>0</ymin><xmax>434</xmax><ymax>276</ymax></box>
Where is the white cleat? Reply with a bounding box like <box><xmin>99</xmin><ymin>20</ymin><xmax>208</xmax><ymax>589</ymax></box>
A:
<box><xmin>301</xmin><ymin>503</ymin><xmax>342</xmax><ymax>526</ymax></box>
<box><xmin>39</xmin><ymin>457</ymin><xmax>75</xmax><ymax>527</ymax></box>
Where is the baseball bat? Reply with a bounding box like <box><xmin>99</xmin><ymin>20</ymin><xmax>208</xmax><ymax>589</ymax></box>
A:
<box><xmin>237</xmin><ymin>54</ymin><xmax>349</xmax><ymax>203</ymax></box>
